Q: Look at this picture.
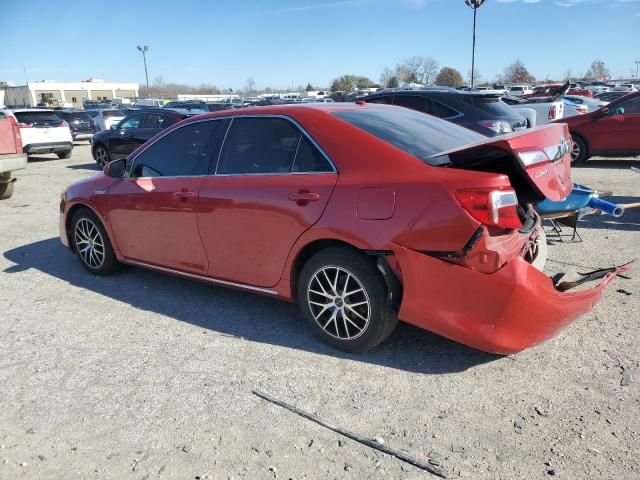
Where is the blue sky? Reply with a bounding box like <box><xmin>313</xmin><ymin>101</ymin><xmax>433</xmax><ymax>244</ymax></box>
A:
<box><xmin>0</xmin><ymin>0</ymin><xmax>638</xmax><ymax>89</ymax></box>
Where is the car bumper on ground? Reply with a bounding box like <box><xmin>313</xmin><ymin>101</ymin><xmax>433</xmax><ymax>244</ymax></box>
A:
<box><xmin>24</xmin><ymin>142</ymin><xmax>73</xmax><ymax>154</ymax></box>
<box><xmin>392</xmin><ymin>244</ymin><xmax>631</xmax><ymax>354</ymax></box>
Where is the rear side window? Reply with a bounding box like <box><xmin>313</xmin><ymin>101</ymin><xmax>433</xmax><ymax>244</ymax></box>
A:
<box><xmin>14</xmin><ymin>111</ymin><xmax>63</xmax><ymax>127</ymax></box>
<box><xmin>464</xmin><ymin>96</ymin><xmax>516</xmax><ymax>116</ymax></box>
<box><xmin>366</xmin><ymin>97</ymin><xmax>393</xmax><ymax>105</ymax></box>
<box><xmin>292</xmin><ymin>136</ymin><xmax>333</xmax><ymax>173</ymax></box>
<box><xmin>131</xmin><ymin>121</ymin><xmax>220</xmax><ymax>178</ymax></box>
<box><xmin>393</xmin><ymin>95</ymin><xmax>436</xmax><ymax>115</ymax></box>
<box><xmin>142</xmin><ymin>113</ymin><xmax>176</xmax><ymax>129</ymax></box>
<box><xmin>334</xmin><ymin>107</ymin><xmax>484</xmax><ymax>164</ymax></box>
<box><xmin>433</xmin><ymin>101</ymin><xmax>460</xmax><ymax>119</ymax></box>
<box><xmin>217</xmin><ymin>117</ymin><xmax>301</xmax><ymax>174</ymax></box>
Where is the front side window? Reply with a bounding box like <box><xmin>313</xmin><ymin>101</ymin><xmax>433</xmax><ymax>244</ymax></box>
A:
<box><xmin>613</xmin><ymin>96</ymin><xmax>640</xmax><ymax>115</ymax></box>
<box><xmin>130</xmin><ymin>121</ymin><xmax>220</xmax><ymax>178</ymax></box>
<box><xmin>119</xmin><ymin>114</ymin><xmax>143</xmax><ymax>129</ymax></box>
<box><xmin>217</xmin><ymin>117</ymin><xmax>301</xmax><ymax>174</ymax></box>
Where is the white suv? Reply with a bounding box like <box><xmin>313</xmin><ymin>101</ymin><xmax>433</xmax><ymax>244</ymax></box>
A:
<box><xmin>8</xmin><ymin>109</ymin><xmax>73</xmax><ymax>158</ymax></box>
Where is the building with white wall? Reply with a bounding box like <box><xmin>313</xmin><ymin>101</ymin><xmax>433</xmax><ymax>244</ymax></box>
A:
<box><xmin>2</xmin><ymin>78</ymin><xmax>139</xmax><ymax>108</ymax></box>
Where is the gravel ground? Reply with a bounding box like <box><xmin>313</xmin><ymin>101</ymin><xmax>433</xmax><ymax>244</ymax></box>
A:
<box><xmin>1</xmin><ymin>144</ymin><xmax>639</xmax><ymax>480</ymax></box>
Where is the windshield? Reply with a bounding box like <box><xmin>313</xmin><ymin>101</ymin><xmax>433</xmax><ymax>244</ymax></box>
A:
<box><xmin>334</xmin><ymin>107</ymin><xmax>484</xmax><ymax>165</ymax></box>
<box><xmin>15</xmin><ymin>111</ymin><xmax>63</xmax><ymax>127</ymax></box>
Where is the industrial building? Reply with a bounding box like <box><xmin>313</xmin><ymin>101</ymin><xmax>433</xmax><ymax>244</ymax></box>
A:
<box><xmin>1</xmin><ymin>78</ymin><xmax>139</xmax><ymax>108</ymax></box>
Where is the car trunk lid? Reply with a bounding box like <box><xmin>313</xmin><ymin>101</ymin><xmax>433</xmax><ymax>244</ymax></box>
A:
<box><xmin>429</xmin><ymin>123</ymin><xmax>573</xmax><ymax>203</ymax></box>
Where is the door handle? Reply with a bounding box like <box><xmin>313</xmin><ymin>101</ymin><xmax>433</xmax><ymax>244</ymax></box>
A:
<box><xmin>173</xmin><ymin>191</ymin><xmax>196</xmax><ymax>201</ymax></box>
<box><xmin>288</xmin><ymin>191</ymin><xmax>320</xmax><ymax>202</ymax></box>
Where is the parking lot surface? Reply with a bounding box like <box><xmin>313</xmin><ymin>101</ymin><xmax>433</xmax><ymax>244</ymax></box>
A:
<box><xmin>1</xmin><ymin>144</ymin><xmax>639</xmax><ymax>479</ymax></box>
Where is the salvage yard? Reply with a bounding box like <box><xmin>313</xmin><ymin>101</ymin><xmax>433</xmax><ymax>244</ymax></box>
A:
<box><xmin>1</xmin><ymin>145</ymin><xmax>639</xmax><ymax>479</ymax></box>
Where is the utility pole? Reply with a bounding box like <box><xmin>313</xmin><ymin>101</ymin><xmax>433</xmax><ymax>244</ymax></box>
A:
<box><xmin>464</xmin><ymin>0</ymin><xmax>486</xmax><ymax>90</ymax></box>
<box><xmin>137</xmin><ymin>46</ymin><xmax>150</xmax><ymax>98</ymax></box>
<box><xmin>636</xmin><ymin>60</ymin><xmax>640</xmax><ymax>80</ymax></box>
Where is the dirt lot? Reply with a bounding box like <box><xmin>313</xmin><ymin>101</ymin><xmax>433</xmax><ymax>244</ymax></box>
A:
<box><xmin>1</xmin><ymin>144</ymin><xmax>639</xmax><ymax>480</ymax></box>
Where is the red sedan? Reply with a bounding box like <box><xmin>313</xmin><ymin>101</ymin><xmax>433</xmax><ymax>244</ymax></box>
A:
<box><xmin>60</xmin><ymin>103</ymin><xmax>625</xmax><ymax>354</ymax></box>
<box><xmin>559</xmin><ymin>91</ymin><xmax>640</xmax><ymax>164</ymax></box>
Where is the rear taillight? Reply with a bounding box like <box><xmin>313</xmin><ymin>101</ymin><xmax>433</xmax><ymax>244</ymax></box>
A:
<box><xmin>577</xmin><ymin>106</ymin><xmax>588</xmax><ymax>114</ymax></box>
<box><xmin>7</xmin><ymin>116</ymin><xmax>23</xmax><ymax>154</ymax></box>
<box><xmin>456</xmin><ymin>188</ymin><xmax>522</xmax><ymax>229</ymax></box>
<box><xmin>478</xmin><ymin>120</ymin><xmax>513</xmax><ymax>135</ymax></box>
<box><xmin>548</xmin><ymin>105</ymin><xmax>557</xmax><ymax>120</ymax></box>
<box><xmin>517</xmin><ymin>150</ymin><xmax>550</xmax><ymax>167</ymax></box>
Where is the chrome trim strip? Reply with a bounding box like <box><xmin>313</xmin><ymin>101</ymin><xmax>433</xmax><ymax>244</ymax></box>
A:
<box><xmin>122</xmin><ymin>258</ymin><xmax>279</xmax><ymax>295</ymax></box>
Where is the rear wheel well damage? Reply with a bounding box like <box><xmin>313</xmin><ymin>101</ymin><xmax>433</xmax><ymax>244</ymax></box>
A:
<box><xmin>291</xmin><ymin>239</ymin><xmax>402</xmax><ymax>309</ymax></box>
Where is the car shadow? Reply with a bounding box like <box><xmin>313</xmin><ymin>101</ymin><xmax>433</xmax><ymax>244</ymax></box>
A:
<box><xmin>578</xmin><ymin>159</ymin><xmax>639</xmax><ymax>169</ymax></box>
<box><xmin>3</xmin><ymin>238</ymin><xmax>499</xmax><ymax>374</ymax></box>
<box><xmin>67</xmin><ymin>162</ymin><xmax>99</xmax><ymax>171</ymax></box>
<box><xmin>27</xmin><ymin>155</ymin><xmax>62</xmax><ymax>163</ymax></box>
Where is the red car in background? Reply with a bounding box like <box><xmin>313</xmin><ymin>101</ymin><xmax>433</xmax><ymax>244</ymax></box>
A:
<box><xmin>59</xmin><ymin>104</ymin><xmax>626</xmax><ymax>354</ymax></box>
<box><xmin>559</xmin><ymin>91</ymin><xmax>640</xmax><ymax>164</ymax></box>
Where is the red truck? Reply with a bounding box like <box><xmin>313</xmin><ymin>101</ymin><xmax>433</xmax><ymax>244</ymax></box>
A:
<box><xmin>0</xmin><ymin>110</ymin><xmax>27</xmax><ymax>199</ymax></box>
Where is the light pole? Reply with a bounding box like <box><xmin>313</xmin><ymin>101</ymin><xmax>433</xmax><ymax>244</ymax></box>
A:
<box><xmin>465</xmin><ymin>0</ymin><xmax>486</xmax><ymax>90</ymax></box>
<box><xmin>137</xmin><ymin>45</ymin><xmax>150</xmax><ymax>98</ymax></box>
<box><xmin>636</xmin><ymin>60</ymin><xmax>639</xmax><ymax>80</ymax></box>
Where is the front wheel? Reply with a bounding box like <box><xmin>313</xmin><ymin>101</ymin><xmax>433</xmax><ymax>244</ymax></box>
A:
<box><xmin>71</xmin><ymin>209</ymin><xmax>118</xmax><ymax>275</ymax></box>
<box><xmin>57</xmin><ymin>150</ymin><xmax>72</xmax><ymax>159</ymax></box>
<box><xmin>93</xmin><ymin>145</ymin><xmax>111</xmax><ymax>168</ymax></box>
<box><xmin>570</xmin><ymin>134</ymin><xmax>588</xmax><ymax>165</ymax></box>
<box><xmin>297</xmin><ymin>247</ymin><xmax>397</xmax><ymax>353</ymax></box>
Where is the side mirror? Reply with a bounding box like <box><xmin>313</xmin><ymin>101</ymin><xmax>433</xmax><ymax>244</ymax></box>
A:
<box><xmin>110</xmin><ymin>124</ymin><xmax>118</xmax><ymax>130</ymax></box>
<box><xmin>104</xmin><ymin>158</ymin><xmax>126</xmax><ymax>178</ymax></box>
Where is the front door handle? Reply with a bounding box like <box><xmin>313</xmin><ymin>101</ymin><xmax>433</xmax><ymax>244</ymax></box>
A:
<box><xmin>288</xmin><ymin>191</ymin><xmax>320</xmax><ymax>202</ymax></box>
<box><xmin>173</xmin><ymin>191</ymin><xmax>196</xmax><ymax>201</ymax></box>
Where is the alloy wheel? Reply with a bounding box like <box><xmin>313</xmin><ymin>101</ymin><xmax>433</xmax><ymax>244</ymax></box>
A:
<box><xmin>74</xmin><ymin>218</ymin><xmax>105</xmax><ymax>269</ymax></box>
<box><xmin>307</xmin><ymin>266</ymin><xmax>371</xmax><ymax>340</ymax></box>
<box><xmin>95</xmin><ymin>147</ymin><xmax>108</xmax><ymax>167</ymax></box>
<box><xmin>571</xmin><ymin>141</ymin><xmax>581</xmax><ymax>163</ymax></box>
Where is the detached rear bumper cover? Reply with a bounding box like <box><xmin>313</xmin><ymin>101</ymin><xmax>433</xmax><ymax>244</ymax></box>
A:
<box><xmin>393</xmin><ymin>244</ymin><xmax>632</xmax><ymax>354</ymax></box>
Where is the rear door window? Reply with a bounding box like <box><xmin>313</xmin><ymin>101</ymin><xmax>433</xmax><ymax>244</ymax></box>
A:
<box><xmin>464</xmin><ymin>96</ymin><xmax>516</xmax><ymax>116</ymax></box>
<box><xmin>216</xmin><ymin>117</ymin><xmax>301</xmax><ymax>174</ymax></box>
<box><xmin>14</xmin><ymin>111</ymin><xmax>63</xmax><ymax>127</ymax></box>
<box><xmin>366</xmin><ymin>97</ymin><xmax>393</xmax><ymax>105</ymax></box>
<box><xmin>130</xmin><ymin>121</ymin><xmax>221</xmax><ymax>178</ymax></box>
<box><xmin>393</xmin><ymin>95</ymin><xmax>436</xmax><ymax>115</ymax></box>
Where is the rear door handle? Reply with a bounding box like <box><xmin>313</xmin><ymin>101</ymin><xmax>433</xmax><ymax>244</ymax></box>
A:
<box><xmin>173</xmin><ymin>191</ymin><xmax>196</xmax><ymax>200</ymax></box>
<box><xmin>288</xmin><ymin>191</ymin><xmax>320</xmax><ymax>202</ymax></box>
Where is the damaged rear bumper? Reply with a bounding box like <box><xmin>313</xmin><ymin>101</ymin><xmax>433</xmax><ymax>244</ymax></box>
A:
<box><xmin>392</xmin><ymin>244</ymin><xmax>632</xmax><ymax>354</ymax></box>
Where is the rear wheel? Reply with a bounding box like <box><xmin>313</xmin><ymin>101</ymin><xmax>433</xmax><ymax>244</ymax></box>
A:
<box><xmin>57</xmin><ymin>150</ymin><xmax>72</xmax><ymax>159</ymax></box>
<box><xmin>297</xmin><ymin>247</ymin><xmax>397</xmax><ymax>353</ymax></box>
<box><xmin>93</xmin><ymin>145</ymin><xmax>110</xmax><ymax>168</ymax></box>
<box><xmin>71</xmin><ymin>209</ymin><xmax>118</xmax><ymax>275</ymax></box>
<box><xmin>570</xmin><ymin>134</ymin><xmax>588</xmax><ymax>165</ymax></box>
<box><xmin>0</xmin><ymin>181</ymin><xmax>14</xmax><ymax>200</ymax></box>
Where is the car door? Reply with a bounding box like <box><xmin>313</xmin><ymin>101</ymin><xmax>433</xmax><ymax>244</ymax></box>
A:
<box><xmin>587</xmin><ymin>95</ymin><xmax>640</xmax><ymax>154</ymax></box>
<box><xmin>197</xmin><ymin>116</ymin><xmax>338</xmax><ymax>288</ymax></box>
<box><xmin>109</xmin><ymin>113</ymin><xmax>144</xmax><ymax>158</ymax></box>
<box><xmin>107</xmin><ymin>119</ymin><xmax>224</xmax><ymax>274</ymax></box>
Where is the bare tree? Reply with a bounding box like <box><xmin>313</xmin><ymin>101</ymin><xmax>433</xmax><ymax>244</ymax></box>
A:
<box><xmin>379</xmin><ymin>68</ymin><xmax>397</xmax><ymax>88</ymax></box>
<box><xmin>584</xmin><ymin>60</ymin><xmax>610</xmax><ymax>81</ymax></box>
<box><xmin>563</xmin><ymin>69</ymin><xmax>573</xmax><ymax>81</ymax></box>
<box><xmin>503</xmin><ymin>60</ymin><xmax>536</xmax><ymax>84</ymax></box>
<box><xmin>395</xmin><ymin>56</ymin><xmax>439</xmax><ymax>85</ymax></box>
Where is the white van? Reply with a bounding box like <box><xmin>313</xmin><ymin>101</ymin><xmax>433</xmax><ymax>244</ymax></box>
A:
<box><xmin>507</xmin><ymin>85</ymin><xmax>533</xmax><ymax>97</ymax></box>
<box><xmin>8</xmin><ymin>109</ymin><xmax>73</xmax><ymax>158</ymax></box>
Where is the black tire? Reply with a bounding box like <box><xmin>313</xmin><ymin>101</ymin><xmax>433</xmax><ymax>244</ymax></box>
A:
<box><xmin>0</xmin><ymin>182</ymin><xmax>14</xmax><ymax>200</ymax></box>
<box><xmin>93</xmin><ymin>144</ymin><xmax>110</xmax><ymax>168</ymax></box>
<box><xmin>71</xmin><ymin>208</ymin><xmax>118</xmax><ymax>275</ymax></box>
<box><xmin>297</xmin><ymin>247</ymin><xmax>397</xmax><ymax>353</ymax></box>
<box><xmin>570</xmin><ymin>134</ymin><xmax>588</xmax><ymax>165</ymax></box>
<box><xmin>57</xmin><ymin>150</ymin><xmax>72</xmax><ymax>159</ymax></box>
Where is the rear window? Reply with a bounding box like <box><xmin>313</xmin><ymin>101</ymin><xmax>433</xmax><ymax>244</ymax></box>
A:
<box><xmin>334</xmin><ymin>107</ymin><xmax>484</xmax><ymax>164</ymax></box>
<box><xmin>14</xmin><ymin>111</ymin><xmax>63</xmax><ymax>127</ymax></box>
<box><xmin>464</xmin><ymin>96</ymin><xmax>516</xmax><ymax>116</ymax></box>
<box><xmin>61</xmin><ymin>112</ymin><xmax>91</xmax><ymax>121</ymax></box>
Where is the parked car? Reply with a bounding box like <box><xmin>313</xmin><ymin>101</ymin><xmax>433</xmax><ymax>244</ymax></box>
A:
<box><xmin>86</xmin><ymin>109</ymin><xmax>126</xmax><ymax>131</ymax></box>
<box><xmin>358</xmin><ymin>88</ymin><xmax>528</xmax><ymax>136</ymax></box>
<box><xmin>557</xmin><ymin>91</ymin><xmax>640</xmax><ymax>164</ymax></box>
<box><xmin>164</xmin><ymin>100</ymin><xmax>209</xmax><ymax>112</ymax></box>
<box><xmin>7</xmin><ymin>109</ymin><xmax>73</xmax><ymax>158</ymax></box>
<box><xmin>611</xmin><ymin>84</ymin><xmax>637</xmax><ymax>93</ymax></box>
<box><xmin>206</xmin><ymin>102</ymin><xmax>236</xmax><ymax>112</ymax></box>
<box><xmin>562</xmin><ymin>98</ymin><xmax>588</xmax><ymax>118</ymax></box>
<box><xmin>0</xmin><ymin>110</ymin><xmax>27</xmax><ymax>199</ymax></box>
<box><xmin>502</xmin><ymin>96</ymin><xmax>565</xmax><ymax>124</ymax></box>
<box><xmin>59</xmin><ymin>103</ymin><xmax>625</xmax><ymax>354</ymax></box>
<box><xmin>133</xmin><ymin>98</ymin><xmax>165</xmax><ymax>108</ymax></box>
<box><xmin>507</xmin><ymin>85</ymin><xmax>533</xmax><ymax>96</ymax></box>
<box><xmin>594</xmin><ymin>91</ymin><xmax>629</xmax><ymax>102</ymax></box>
<box><xmin>90</xmin><ymin>109</ymin><xmax>192</xmax><ymax>167</ymax></box>
<box><xmin>53</xmin><ymin>110</ymin><xmax>98</xmax><ymax>141</ymax></box>
<box><xmin>564</xmin><ymin>95</ymin><xmax>608</xmax><ymax>112</ymax></box>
